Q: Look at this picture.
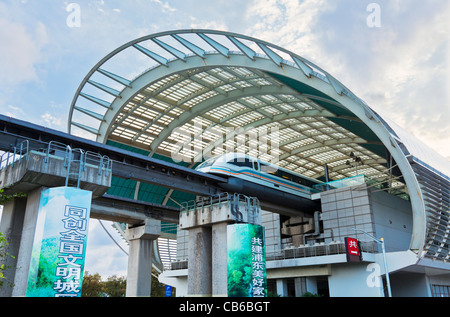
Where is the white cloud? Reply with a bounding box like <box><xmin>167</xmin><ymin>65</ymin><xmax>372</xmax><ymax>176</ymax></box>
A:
<box><xmin>245</xmin><ymin>0</ymin><xmax>333</xmax><ymax>59</ymax></box>
<box><xmin>0</xmin><ymin>16</ymin><xmax>48</xmax><ymax>85</ymax></box>
<box><xmin>350</xmin><ymin>2</ymin><xmax>450</xmax><ymax>158</ymax></box>
<box><xmin>245</xmin><ymin>0</ymin><xmax>450</xmax><ymax>159</ymax></box>
<box><xmin>41</xmin><ymin>112</ymin><xmax>63</xmax><ymax>129</ymax></box>
<box><xmin>5</xmin><ymin>105</ymin><xmax>25</xmax><ymax>118</ymax></box>
<box><xmin>189</xmin><ymin>18</ymin><xmax>228</xmax><ymax>31</ymax></box>
<box><xmin>150</xmin><ymin>0</ymin><xmax>176</xmax><ymax>13</ymax></box>
<box><xmin>85</xmin><ymin>220</ymin><xmax>128</xmax><ymax>278</ymax></box>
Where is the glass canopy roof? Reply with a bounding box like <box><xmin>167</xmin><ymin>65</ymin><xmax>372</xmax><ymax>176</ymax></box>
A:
<box><xmin>68</xmin><ymin>30</ymin><xmax>409</xmax><ymax>197</ymax></box>
<box><xmin>107</xmin><ymin>65</ymin><xmax>392</xmax><ymax>182</ymax></box>
<box><xmin>67</xmin><ymin>29</ymin><xmax>450</xmax><ymax>263</ymax></box>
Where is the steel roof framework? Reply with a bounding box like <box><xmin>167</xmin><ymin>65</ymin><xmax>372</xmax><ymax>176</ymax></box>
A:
<box><xmin>69</xmin><ymin>31</ymin><xmax>392</xmax><ymax>183</ymax></box>
<box><xmin>68</xmin><ymin>30</ymin><xmax>448</xmax><ymax>261</ymax></box>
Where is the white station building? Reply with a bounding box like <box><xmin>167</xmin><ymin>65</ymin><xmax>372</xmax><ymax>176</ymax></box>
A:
<box><xmin>66</xmin><ymin>30</ymin><xmax>450</xmax><ymax>297</ymax></box>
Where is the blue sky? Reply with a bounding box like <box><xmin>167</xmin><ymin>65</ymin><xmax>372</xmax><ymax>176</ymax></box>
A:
<box><xmin>0</xmin><ymin>0</ymin><xmax>449</xmax><ymax>278</ymax></box>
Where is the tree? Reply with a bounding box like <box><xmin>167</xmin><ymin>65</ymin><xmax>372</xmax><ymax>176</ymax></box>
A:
<box><xmin>103</xmin><ymin>275</ymin><xmax>126</xmax><ymax>297</ymax></box>
<box><xmin>0</xmin><ymin>189</ymin><xmax>26</xmax><ymax>205</ymax></box>
<box><xmin>0</xmin><ymin>232</ymin><xmax>15</xmax><ymax>288</ymax></box>
<box><xmin>0</xmin><ymin>188</ymin><xmax>25</xmax><ymax>290</ymax></box>
<box><xmin>151</xmin><ymin>271</ymin><xmax>166</xmax><ymax>297</ymax></box>
<box><xmin>81</xmin><ymin>271</ymin><xmax>170</xmax><ymax>297</ymax></box>
<box><xmin>0</xmin><ymin>233</ymin><xmax>9</xmax><ymax>287</ymax></box>
<box><xmin>81</xmin><ymin>272</ymin><xmax>104</xmax><ymax>297</ymax></box>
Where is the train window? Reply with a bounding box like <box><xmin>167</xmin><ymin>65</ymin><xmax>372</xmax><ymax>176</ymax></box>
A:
<box><xmin>253</xmin><ymin>160</ymin><xmax>259</xmax><ymax>171</ymax></box>
<box><xmin>260</xmin><ymin>163</ymin><xmax>277</xmax><ymax>175</ymax></box>
<box><xmin>229</xmin><ymin>157</ymin><xmax>253</xmax><ymax>168</ymax></box>
<box><xmin>276</xmin><ymin>170</ymin><xmax>291</xmax><ymax>181</ymax></box>
<box><xmin>197</xmin><ymin>158</ymin><xmax>216</xmax><ymax>169</ymax></box>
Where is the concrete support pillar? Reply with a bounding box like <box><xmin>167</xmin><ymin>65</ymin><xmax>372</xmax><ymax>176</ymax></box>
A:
<box><xmin>187</xmin><ymin>226</ymin><xmax>212</xmax><ymax>297</ymax></box>
<box><xmin>212</xmin><ymin>222</ymin><xmax>228</xmax><ymax>297</ymax></box>
<box><xmin>276</xmin><ymin>279</ymin><xmax>288</xmax><ymax>297</ymax></box>
<box><xmin>180</xmin><ymin>195</ymin><xmax>261</xmax><ymax>297</ymax></box>
<box><xmin>294</xmin><ymin>277</ymin><xmax>306</xmax><ymax>296</ymax></box>
<box><xmin>125</xmin><ymin>219</ymin><xmax>160</xmax><ymax>297</ymax></box>
<box><xmin>13</xmin><ymin>187</ymin><xmax>46</xmax><ymax>297</ymax></box>
<box><xmin>0</xmin><ymin>196</ymin><xmax>27</xmax><ymax>297</ymax></box>
<box><xmin>294</xmin><ymin>277</ymin><xmax>318</xmax><ymax>296</ymax></box>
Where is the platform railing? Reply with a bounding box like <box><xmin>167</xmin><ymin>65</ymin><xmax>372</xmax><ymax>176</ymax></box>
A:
<box><xmin>0</xmin><ymin>140</ymin><xmax>30</xmax><ymax>170</ymax></box>
<box><xmin>267</xmin><ymin>240</ymin><xmax>379</xmax><ymax>261</ymax></box>
<box><xmin>180</xmin><ymin>192</ymin><xmax>261</xmax><ymax>225</ymax></box>
<box><xmin>0</xmin><ymin>139</ymin><xmax>112</xmax><ymax>188</ymax></box>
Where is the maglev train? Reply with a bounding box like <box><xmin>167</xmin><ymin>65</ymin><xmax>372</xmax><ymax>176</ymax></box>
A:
<box><xmin>195</xmin><ymin>153</ymin><xmax>322</xmax><ymax>214</ymax></box>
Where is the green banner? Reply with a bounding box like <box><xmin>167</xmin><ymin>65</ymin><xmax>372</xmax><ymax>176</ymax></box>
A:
<box><xmin>227</xmin><ymin>223</ymin><xmax>267</xmax><ymax>297</ymax></box>
<box><xmin>26</xmin><ymin>187</ymin><xmax>92</xmax><ymax>297</ymax></box>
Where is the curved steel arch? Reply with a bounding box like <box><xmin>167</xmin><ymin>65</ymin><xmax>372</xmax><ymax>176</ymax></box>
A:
<box><xmin>68</xmin><ymin>29</ymin><xmax>358</xmax><ymax>136</ymax></box>
<box><xmin>68</xmin><ymin>29</ymin><xmax>450</xmax><ymax>262</ymax></box>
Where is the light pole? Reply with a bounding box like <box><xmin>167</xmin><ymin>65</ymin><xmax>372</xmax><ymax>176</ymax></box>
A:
<box><xmin>351</xmin><ymin>228</ymin><xmax>392</xmax><ymax>297</ymax></box>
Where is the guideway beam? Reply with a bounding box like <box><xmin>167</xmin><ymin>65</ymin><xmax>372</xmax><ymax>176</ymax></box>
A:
<box><xmin>0</xmin><ymin>114</ymin><xmax>227</xmax><ymax>197</ymax></box>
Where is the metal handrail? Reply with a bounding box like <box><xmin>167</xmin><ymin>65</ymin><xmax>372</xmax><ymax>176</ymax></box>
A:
<box><xmin>180</xmin><ymin>192</ymin><xmax>261</xmax><ymax>224</ymax></box>
<box><xmin>267</xmin><ymin>240</ymin><xmax>379</xmax><ymax>261</ymax></box>
<box><xmin>0</xmin><ymin>140</ymin><xmax>30</xmax><ymax>170</ymax></box>
<box><xmin>1</xmin><ymin>139</ymin><xmax>112</xmax><ymax>189</ymax></box>
<box><xmin>43</xmin><ymin>141</ymin><xmax>112</xmax><ymax>188</ymax></box>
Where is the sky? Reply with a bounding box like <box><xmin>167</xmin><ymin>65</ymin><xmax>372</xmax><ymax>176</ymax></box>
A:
<box><xmin>0</xmin><ymin>0</ymin><xmax>449</xmax><ymax>279</ymax></box>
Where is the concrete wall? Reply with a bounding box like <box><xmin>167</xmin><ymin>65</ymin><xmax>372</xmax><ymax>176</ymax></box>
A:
<box><xmin>370</xmin><ymin>189</ymin><xmax>413</xmax><ymax>252</ymax></box>
<box><xmin>328</xmin><ymin>263</ymin><xmax>385</xmax><ymax>297</ymax></box>
<box><xmin>390</xmin><ymin>273</ymin><xmax>431</xmax><ymax>297</ymax></box>
<box><xmin>176</xmin><ymin>226</ymin><xmax>188</xmax><ymax>261</ymax></box>
<box><xmin>261</xmin><ymin>210</ymin><xmax>281</xmax><ymax>256</ymax></box>
<box><xmin>321</xmin><ymin>185</ymin><xmax>376</xmax><ymax>246</ymax></box>
<box><xmin>321</xmin><ymin>185</ymin><xmax>413</xmax><ymax>252</ymax></box>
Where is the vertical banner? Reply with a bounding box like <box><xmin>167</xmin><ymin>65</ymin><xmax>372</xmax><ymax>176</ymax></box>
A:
<box><xmin>227</xmin><ymin>224</ymin><xmax>267</xmax><ymax>297</ymax></box>
<box><xmin>26</xmin><ymin>187</ymin><xmax>92</xmax><ymax>297</ymax></box>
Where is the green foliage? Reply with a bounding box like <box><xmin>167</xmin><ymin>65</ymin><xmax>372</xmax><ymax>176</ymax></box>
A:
<box><xmin>0</xmin><ymin>188</ymin><xmax>26</xmax><ymax>286</ymax></box>
<box><xmin>81</xmin><ymin>272</ymin><xmax>104</xmax><ymax>297</ymax></box>
<box><xmin>301</xmin><ymin>291</ymin><xmax>322</xmax><ymax>297</ymax></box>
<box><xmin>81</xmin><ymin>271</ymin><xmax>168</xmax><ymax>297</ymax></box>
<box><xmin>0</xmin><ymin>188</ymin><xmax>27</xmax><ymax>205</ymax></box>
<box><xmin>227</xmin><ymin>224</ymin><xmax>267</xmax><ymax>297</ymax></box>
<box><xmin>0</xmin><ymin>232</ymin><xmax>15</xmax><ymax>288</ymax></box>
<box><xmin>1</xmin><ymin>233</ymin><xmax>9</xmax><ymax>286</ymax></box>
<box><xmin>103</xmin><ymin>274</ymin><xmax>126</xmax><ymax>297</ymax></box>
<box><xmin>151</xmin><ymin>273</ymin><xmax>167</xmax><ymax>297</ymax></box>
<box><xmin>26</xmin><ymin>237</ymin><xmax>61</xmax><ymax>296</ymax></box>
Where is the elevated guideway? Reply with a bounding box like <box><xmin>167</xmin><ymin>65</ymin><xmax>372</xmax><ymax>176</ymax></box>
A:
<box><xmin>0</xmin><ymin>114</ymin><xmax>227</xmax><ymax>198</ymax></box>
<box><xmin>219</xmin><ymin>177</ymin><xmax>321</xmax><ymax>217</ymax></box>
<box><xmin>0</xmin><ymin>114</ymin><xmax>323</xmax><ymax>218</ymax></box>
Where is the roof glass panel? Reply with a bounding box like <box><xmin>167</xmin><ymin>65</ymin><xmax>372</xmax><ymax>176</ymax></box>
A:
<box><xmin>104</xmin><ymin>65</ymin><xmax>403</xmax><ymax>195</ymax></box>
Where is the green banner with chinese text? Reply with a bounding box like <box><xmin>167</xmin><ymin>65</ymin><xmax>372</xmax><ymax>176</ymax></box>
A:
<box><xmin>227</xmin><ymin>223</ymin><xmax>267</xmax><ymax>297</ymax></box>
<box><xmin>26</xmin><ymin>187</ymin><xmax>92</xmax><ymax>297</ymax></box>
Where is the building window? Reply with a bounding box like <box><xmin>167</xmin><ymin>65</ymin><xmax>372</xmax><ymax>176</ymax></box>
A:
<box><xmin>431</xmin><ymin>284</ymin><xmax>450</xmax><ymax>297</ymax></box>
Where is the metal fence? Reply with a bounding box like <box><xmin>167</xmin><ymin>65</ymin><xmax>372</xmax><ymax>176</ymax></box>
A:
<box><xmin>267</xmin><ymin>240</ymin><xmax>379</xmax><ymax>261</ymax></box>
<box><xmin>0</xmin><ymin>140</ymin><xmax>30</xmax><ymax>170</ymax></box>
<box><xmin>180</xmin><ymin>192</ymin><xmax>261</xmax><ymax>225</ymax></box>
<box><xmin>168</xmin><ymin>240</ymin><xmax>379</xmax><ymax>271</ymax></box>
<box><xmin>0</xmin><ymin>139</ymin><xmax>112</xmax><ymax>188</ymax></box>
